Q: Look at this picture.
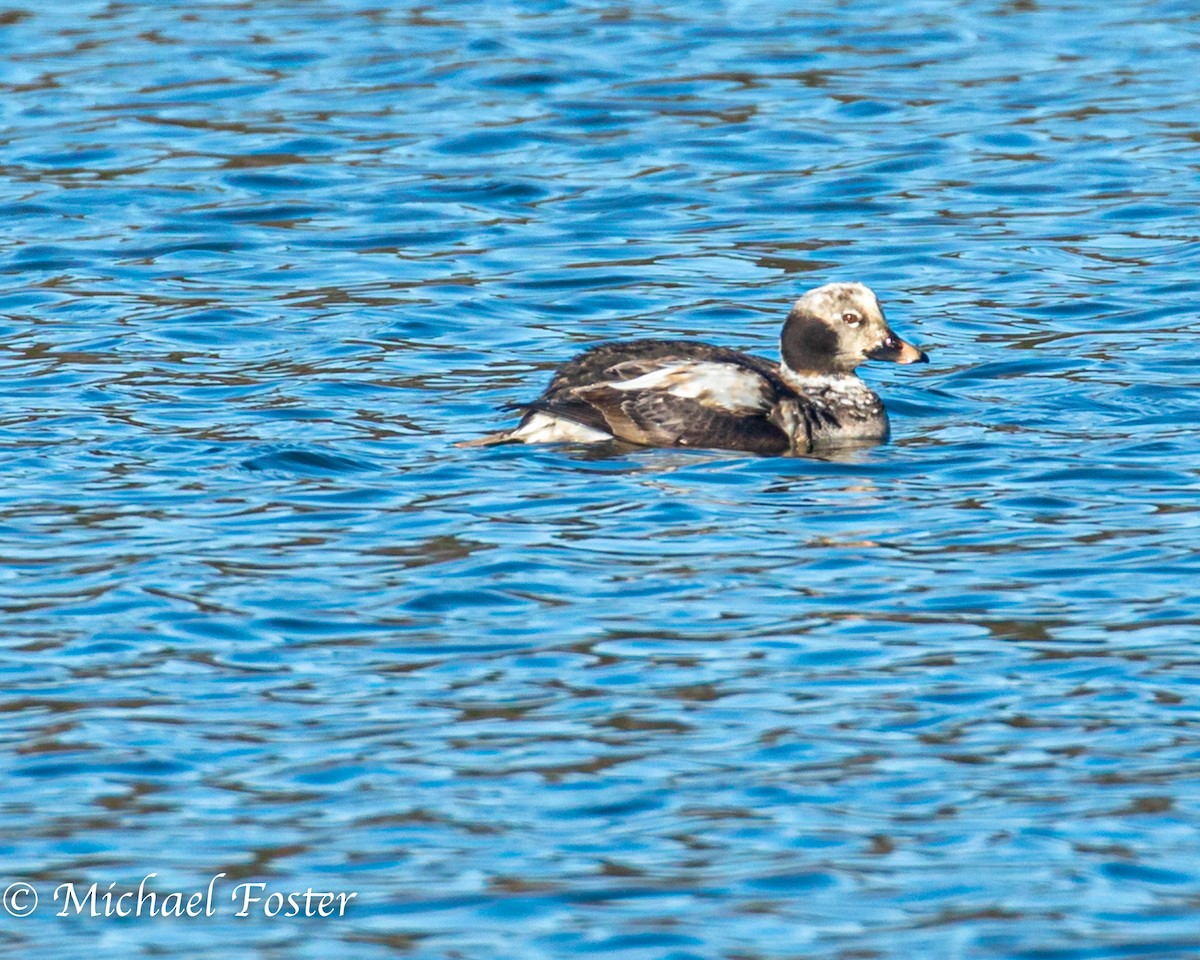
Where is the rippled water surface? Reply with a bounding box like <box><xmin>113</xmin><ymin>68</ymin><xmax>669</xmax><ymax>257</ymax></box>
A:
<box><xmin>4</xmin><ymin>1</ymin><xmax>1200</xmax><ymax>957</ymax></box>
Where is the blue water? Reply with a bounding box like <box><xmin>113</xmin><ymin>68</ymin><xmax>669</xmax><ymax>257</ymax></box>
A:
<box><xmin>3</xmin><ymin>1</ymin><xmax>1200</xmax><ymax>957</ymax></box>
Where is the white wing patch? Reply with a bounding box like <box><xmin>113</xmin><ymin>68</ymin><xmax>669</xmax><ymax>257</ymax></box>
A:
<box><xmin>603</xmin><ymin>360</ymin><xmax>772</xmax><ymax>413</ymax></box>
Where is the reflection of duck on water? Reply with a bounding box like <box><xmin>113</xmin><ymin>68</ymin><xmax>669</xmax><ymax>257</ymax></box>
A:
<box><xmin>461</xmin><ymin>283</ymin><xmax>928</xmax><ymax>455</ymax></box>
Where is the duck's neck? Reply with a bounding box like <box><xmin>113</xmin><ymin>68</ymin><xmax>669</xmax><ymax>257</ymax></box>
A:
<box><xmin>778</xmin><ymin>364</ymin><xmax>866</xmax><ymax>393</ymax></box>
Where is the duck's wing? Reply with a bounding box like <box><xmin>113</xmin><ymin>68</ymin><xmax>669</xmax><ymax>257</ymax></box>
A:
<box><xmin>570</xmin><ymin>357</ymin><xmax>794</xmax><ymax>454</ymax></box>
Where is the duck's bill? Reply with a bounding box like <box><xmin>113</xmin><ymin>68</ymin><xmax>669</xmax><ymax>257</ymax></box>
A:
<box><xmin>867</xmin><ymin>335</ymin><xmax>929</xmax><ymax>364</ymax></box>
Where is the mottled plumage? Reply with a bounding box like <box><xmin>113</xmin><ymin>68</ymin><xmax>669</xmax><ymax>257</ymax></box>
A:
<box><xmin>460</xmin><ymin>283</ymin><xmax>927</xmax><ymax>455</ymax></box>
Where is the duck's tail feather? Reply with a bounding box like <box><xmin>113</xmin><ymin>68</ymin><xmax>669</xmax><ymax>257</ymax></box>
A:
<box><xmin>454</xmin><ymin>430</ymin><xmax>518</xmax><ymax>448</ymax></box>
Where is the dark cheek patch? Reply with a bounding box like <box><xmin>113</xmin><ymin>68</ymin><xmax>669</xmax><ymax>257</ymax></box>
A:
<box><xmin>781</xmin><ymin>312</ymin><xmax>839</xmax><ymax>369</ymax></box>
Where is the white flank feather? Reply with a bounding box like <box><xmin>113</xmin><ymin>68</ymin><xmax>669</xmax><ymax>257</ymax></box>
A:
<box><xmin>509</xmin><ymin>413</ymin><xmax>612</xmax><ymax>443</ymax></box>
<box><xmin>606</xmin><ymin>361</ymin><xmax>770</xmax><ymax>413</ymax></box>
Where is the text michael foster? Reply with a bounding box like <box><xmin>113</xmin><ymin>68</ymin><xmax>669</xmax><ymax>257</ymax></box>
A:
<box><xmin>52</xmin><ymin>874</ymin><xmax>356</xmax><ymax>918</ymax></box>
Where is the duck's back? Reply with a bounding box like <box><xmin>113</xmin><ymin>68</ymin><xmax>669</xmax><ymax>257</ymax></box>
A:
<box><xmin>543</xmin><ymin>339</ymin><xmax>782</xmax><ymax>397</ymax></box>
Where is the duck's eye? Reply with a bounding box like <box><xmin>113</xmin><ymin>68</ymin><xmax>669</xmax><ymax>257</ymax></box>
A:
<box><xmin>842</xmin><ymin>312</ymin><xmax>861</xmax><ymax>326</ymax></box>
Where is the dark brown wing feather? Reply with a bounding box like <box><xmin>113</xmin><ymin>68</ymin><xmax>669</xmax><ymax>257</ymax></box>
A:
<box><xmin>571</xmin><ymin>382</ymin><xmax>792</xmax><ymax>454</ymax></box>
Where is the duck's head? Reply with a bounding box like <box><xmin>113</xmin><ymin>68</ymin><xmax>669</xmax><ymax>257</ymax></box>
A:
<box><xmin>780</xmin><ymin>282</ymin><xmax>927</xmax><ymax>376</ymax></box>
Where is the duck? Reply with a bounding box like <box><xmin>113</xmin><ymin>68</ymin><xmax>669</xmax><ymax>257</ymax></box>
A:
<box><xmin>460</xmin><ymin>282</ymin><xmax>928</xmax><ymax>455</ymax></box>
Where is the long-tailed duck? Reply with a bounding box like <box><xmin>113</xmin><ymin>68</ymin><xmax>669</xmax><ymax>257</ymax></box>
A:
<box><xmin>461</xmin><ymin>282</ymin><xmax>928</xmax><ymax>455</ymax></box>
